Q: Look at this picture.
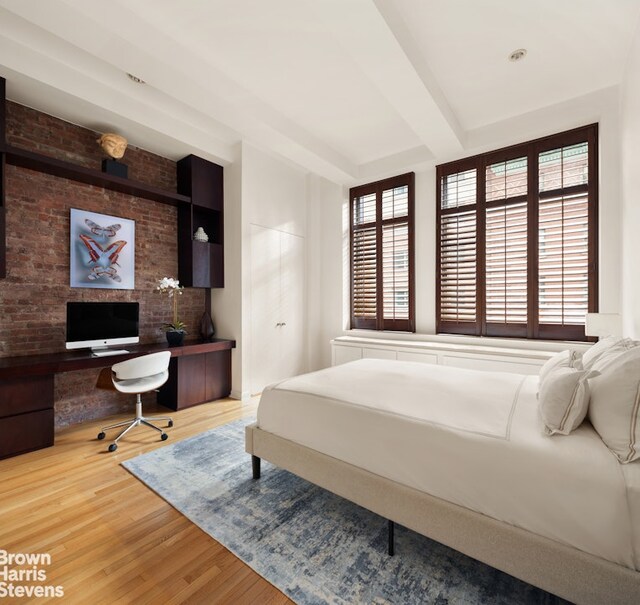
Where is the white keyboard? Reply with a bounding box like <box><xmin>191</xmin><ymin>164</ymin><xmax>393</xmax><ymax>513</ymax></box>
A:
<box><xmin>92</xmin><ymin>349</ymin><xmax>130</xmax><ymax>357</ymax></box>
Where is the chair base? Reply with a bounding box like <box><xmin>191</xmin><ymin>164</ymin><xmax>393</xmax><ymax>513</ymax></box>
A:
<box><xmin>98</xmin><ymin>395</ymin><xmax>173</xmax><ymax>452</ymax></box>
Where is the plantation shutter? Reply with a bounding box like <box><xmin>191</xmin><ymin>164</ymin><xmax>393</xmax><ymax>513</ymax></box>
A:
<box><xmin>438</xmin><ymin>168</ymin><xmax>478</xmax><ymax>334</ymax></box>
<box><xmin>485</xmin><ymin>157</ymin><xmax>528</xmax><ymax>337</ymax></box>
<box><xmin>351</xmin><ymin>193</ymin><xmax>377</xmax><ymax>329</ymax></box>
<box><xmin>350</xmin><ymin>174</ymin><xmax>415</xmax><ymax>332</ymax></box>
<box><xmin>436</xmin><ymin>124</ymin><xmax>597</xmax><ymax>341</ymax></box>
<box><xmin>382</xmin><ymin>185</ymin><xmax>411</xmax><ymax>328</ymax></box>
<box><xmin>537</xmin><ymin>142</ymin><xmax>592</xmax><ymax>340</ymax></box>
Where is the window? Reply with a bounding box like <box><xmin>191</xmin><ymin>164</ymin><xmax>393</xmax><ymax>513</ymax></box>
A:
<box><xmin>437</xmin><ymin>125</ymin><xmax>597</xmax><ymax>341</ymax></box>
<box><xmin>351</xmin><ymin>173</ymin><xmax>415</xmax><ymax>331</ymax></box>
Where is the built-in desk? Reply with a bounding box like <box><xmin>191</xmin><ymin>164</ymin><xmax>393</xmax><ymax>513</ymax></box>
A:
<box><xmin>0</xmin><ymin>338</ymin><xmax>235</xmax><ymax>459</ymax></box>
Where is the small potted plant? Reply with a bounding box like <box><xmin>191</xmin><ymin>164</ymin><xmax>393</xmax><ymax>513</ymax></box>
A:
<box><xmin>156</xmin><ymin>276</ymin><xmax>186</xmax><ymax>346</ymax></box>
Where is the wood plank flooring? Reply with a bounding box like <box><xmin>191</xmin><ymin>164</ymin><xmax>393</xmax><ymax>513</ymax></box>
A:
<box><xmin>0</xmin><ymin>398</ymin><xmax>293</xmax><ymax>604</ymax></box>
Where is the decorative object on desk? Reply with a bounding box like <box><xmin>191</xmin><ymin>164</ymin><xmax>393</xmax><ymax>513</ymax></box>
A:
<box><xmin>165</xmin><ymin>330</ymin><xmax>185</xmax><ymax>347</ymax></box>
<box><xmin>199</xmin><ymin>311</ymin><xmax>215</xmax><ymax>341</ymax></box>
<box><xmin>156</xmin><ymin>276</ymin><xmax>186</xmax><ymax>346</ymax></box>
<box><xmin>70</xmin><ymin>208</ymin><xmax>135</xmax><ymax>289</ymax></box>
<box><xmin>97</xmin><ymin>132</ymin><xmax>129</xmax><ymax>178</ymax></box>
<box><xmin>194</xmin><ymin>227</ymin><xmax>209</xmax><ymax>242</ymax></box>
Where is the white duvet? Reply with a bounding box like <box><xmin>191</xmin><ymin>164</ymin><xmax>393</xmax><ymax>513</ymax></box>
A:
<box><xmin>257</xmin><ymin>358</ymin><xmax>640</xmax><ymax>570</ymax></box>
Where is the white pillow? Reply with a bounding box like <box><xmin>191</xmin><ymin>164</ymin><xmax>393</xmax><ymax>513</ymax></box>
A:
<box><xmin>582</xmin><ymin>337</ymin><xmax>634</xmax><ymax>371</ymax></box>
<box><xmin>589</xmin><ymin>346</ymin><xmax>640</xmax><ymax>463</ymax></box>
<box><xmin>539</xmin><ymin>367</ymin><xmax>598</xmax><ymax>436</ymax></box>
<box><xmin>589</xmin><ymin>338</ymin><xmax>639</xmax><ymax>374</ymax></box>
<box><xmin>539</xmin><ymin>350</ymin><xmax>583</xmax><ymax>386</ymax></box>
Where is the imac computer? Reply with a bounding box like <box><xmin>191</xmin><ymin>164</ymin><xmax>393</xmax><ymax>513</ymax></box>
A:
<box><xmin>66</xmin><ymin>302</ymin><xmax>139</xmax><ymax>357</ymax></box>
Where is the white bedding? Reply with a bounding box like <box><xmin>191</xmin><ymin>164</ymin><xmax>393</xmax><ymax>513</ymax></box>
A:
<box><xmin>257</xmin><ymin>358</ymin><xmax>640</xmax><ymax>570</ymax></box>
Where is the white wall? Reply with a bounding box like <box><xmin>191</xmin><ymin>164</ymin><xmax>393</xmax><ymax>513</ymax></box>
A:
<box><xmin>214</xmin><ymin>141</ymin><xmax>351</xmax><ymax>394</ymax></box>
<box><xmin>242</xmin><ymin>143</ymin><xmax>308</xmax><ymax>396</ymax></box>
<box><xmin>218</xmin><ymin>82</ymin><xmax>629</xmax><ymax>391</ymax></box>
<box><xmin>212</xmin><ymin>144</ymin><xmax>244</xmax><ymax>398</ymax></box>
<box><xmin>621</xmin><ymin>22</ymin><xmax>640</xmax><ymax>338</ymax></box>
<box><xmin>467</xmin><ymin>87</ymin><xmax>622</xmax><ymax>321</ymax></box>
<box><xmin>214</xmin><ymin>142</ymin><xmax>312</xmax><ymax>399</ymax></box>
<box><xmin>242</xmin><ymin>143</ymin><xmax>307</xmax><ymax>237</ymax></box>
<box><xmin>306</xmin><ymin>174</ymin><xmax>346</xmax><ymax>370</ymax></box>
<box><xmin>311</xmin><ymin>87</ymin><xmax>624</xmax><ymax>351</ymax></box>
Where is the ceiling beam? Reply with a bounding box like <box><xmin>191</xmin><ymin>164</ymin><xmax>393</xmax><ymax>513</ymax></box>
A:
<box><xmin>306</xmin><ymin>0</ymin><xmax>464</xmax><ymax>160</ymax></box>
<box><xmin>0</xmin><ymin>0</ymin><xmax>359</xmax><ymax>182</ymax></box>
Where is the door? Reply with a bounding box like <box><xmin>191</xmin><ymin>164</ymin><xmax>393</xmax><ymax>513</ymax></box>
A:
<box><xmin>279</xmin><ymin>230</ymin><xmax>305</xmax><ymax>381</ymax></box>
<box><xmin>250</xmin><ymin>224</ymin><xmax>283</xmax><ymax>394</ymax></box>
<box><xmin>250</xmin><ymin>224</ymin><xmax>305</xmax><ymax>394</ymax></box>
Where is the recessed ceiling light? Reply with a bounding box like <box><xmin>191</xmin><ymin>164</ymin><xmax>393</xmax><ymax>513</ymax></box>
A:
<box><xmin>508</xmin><ymin>49</ymin><xmax>527</xmax><ymax>62</ymax></box>
<box><xmin>126</xmin><ymin>73</ymin><xmax>146</xmax><ymax>84</ymax></box>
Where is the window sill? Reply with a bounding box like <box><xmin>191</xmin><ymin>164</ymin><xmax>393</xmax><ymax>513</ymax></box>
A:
<box><xmin>341</xmin><ymin>330</ymin><xmax>591</xmax><ymax>358</ymax></box>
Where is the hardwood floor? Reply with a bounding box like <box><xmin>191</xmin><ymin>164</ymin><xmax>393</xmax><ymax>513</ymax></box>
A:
<box><xmin>0</xmin><ymin>398</ymin><xmax>293</xmax><ymax>604</ymax></box>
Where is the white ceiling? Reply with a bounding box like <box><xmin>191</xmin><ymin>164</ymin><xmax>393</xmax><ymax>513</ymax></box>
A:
<box><xmin>0</xmin><ymin>0</ymin><xmax>638</xmax><ymax>184</ymax></box>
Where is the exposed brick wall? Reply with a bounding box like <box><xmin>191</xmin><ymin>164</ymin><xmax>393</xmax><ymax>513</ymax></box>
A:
<box><xmin>1</xmin><ymin>102</ymin><xmax>205</xmax><ymax>428</ymax></box>
<box><xmin>6</xmin><ymin>102</ymin><xmax>176</xmax><ymax>191</ymax></box>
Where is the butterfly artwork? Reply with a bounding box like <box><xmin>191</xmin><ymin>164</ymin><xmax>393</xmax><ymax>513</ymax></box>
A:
<box><xmin>80</xmin><ymin>233</ymin><xmax>127</xmax><ymax>270</ymax></box>
<box><xmin>87</xmin><ymin>265</ymin><xmax>122</xmax><ymax>283</ymax></box>
<box><xmin>70</xmin><ymin>209</ymin><xmax>135</xmax><ymax>289</ymax></box>
<box><xmin>84</xmin><ymin>219</ymin><xmax>121</xmax><ymax>239</ymax></box>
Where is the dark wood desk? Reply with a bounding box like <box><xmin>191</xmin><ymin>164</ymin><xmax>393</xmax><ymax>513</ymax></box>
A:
<box><xmin>0</xmin><ymin>338</ymin><xmax>235</xmax><ymax>459</ymax></box>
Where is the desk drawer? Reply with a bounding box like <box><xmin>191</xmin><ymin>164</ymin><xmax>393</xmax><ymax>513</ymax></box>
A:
<box><xmin>0</xmin><ymin>408</ymin><xmax>54</xmax><ymax>458</ymax></box>
<box><xmin>0</xmin><ymin>375</ymin><xmax>54</xmax><ymax>418</ymax></box>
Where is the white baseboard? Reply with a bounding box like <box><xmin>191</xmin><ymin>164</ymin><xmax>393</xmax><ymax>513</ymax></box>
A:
<box><xmin>230</xmin><ymin>389</ymin><xmax>252</xmax><ymax>402</ymax></box>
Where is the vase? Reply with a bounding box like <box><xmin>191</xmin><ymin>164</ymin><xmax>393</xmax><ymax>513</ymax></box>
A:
<box><xmin>199</xmin><ymin>311</ymin><xmax>215</xmax><ymax>341</ymax></box>
<box><xmin>166</xmin><ymin>330</ymin><xmax>185</xmax><ymax>347</ymax></box>
<box><xmin>194</xmin><ymin>227</ymin><xmax>209</xmax><ymax>242</ymax></box>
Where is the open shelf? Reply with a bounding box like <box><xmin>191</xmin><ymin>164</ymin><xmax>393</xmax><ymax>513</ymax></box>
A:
<box><xmin>2</xmin><ymin>144</ymin><xmax>191</xmax><ymax>207</ymax></box>
<box><xmin>177</xmin><ymin>155</ymin><xmax>225</xmax><ymax>288</ymax></box>
<box><xmin>192</xmin><ymin>206</ymin><xmax>222</xmax><ymax>244</ymax></box>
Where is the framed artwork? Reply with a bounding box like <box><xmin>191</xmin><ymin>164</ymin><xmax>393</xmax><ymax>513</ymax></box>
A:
<box><xmin>70</xmin><ymin>208</ymin><xmax>135</xmax><ymax>289</ymax></box>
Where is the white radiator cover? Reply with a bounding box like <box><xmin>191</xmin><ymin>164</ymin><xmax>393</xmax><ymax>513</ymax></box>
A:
<box><xmin>330</xmin><ymin>335</ymin><xmax>588</xmax><ymax>375</ymax></box>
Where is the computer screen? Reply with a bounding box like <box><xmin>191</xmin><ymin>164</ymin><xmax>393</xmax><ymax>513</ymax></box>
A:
<box><xmin>66</xmin><ymin>302</ymin><xmax>139</xmax><ymax>350</ymax></box>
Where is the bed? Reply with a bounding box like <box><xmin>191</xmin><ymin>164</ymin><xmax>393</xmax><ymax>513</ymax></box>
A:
<box><xmin>245</xmin><ymin>358</ymin><xmax>640</xmax><ymax>605</ymax></box>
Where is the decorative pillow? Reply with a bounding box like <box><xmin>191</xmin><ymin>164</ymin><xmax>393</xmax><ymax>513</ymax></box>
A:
<box><xmin>539</xmin><ymin>367</ymin><xmax>598</xmax><ymax>436</ymax></box>
<box><xmin>538</xmin><ymin>350</ymin><xmax>583</xmax><ymax>387</ymax></box>
<box><xmin>589</xmin><ymin>346</ymin><xmax>640</xmax><ymax>463</ymax></box>
<box><xmin>582</xmin><ymin>337</ymin><xmax>635</xmax><ymax>371</ymax></box>
<box><xmin>589</xmin><ymin>338</ymin><xmax>639</xmax><ymax>374</ymax></box>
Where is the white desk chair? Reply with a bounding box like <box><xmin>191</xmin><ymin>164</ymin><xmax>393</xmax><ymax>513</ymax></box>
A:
<box><xmin>98</xmin><ymin>351</ymin><xmax>173</xmax><ymax>452</ymax></box>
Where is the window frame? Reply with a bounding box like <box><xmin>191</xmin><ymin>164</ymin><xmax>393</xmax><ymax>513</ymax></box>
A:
<box><xmin>350</xmin><ymin>172</ymin><xmax>415</xmax><ymax>332</ymax></box>
<box><xmin>436</xmin><ymin>124</ymin><xmax>598</xmax><ymax>341</ymax></box>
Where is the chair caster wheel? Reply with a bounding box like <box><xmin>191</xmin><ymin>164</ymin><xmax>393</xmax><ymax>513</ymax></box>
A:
<box><xmin>161</xmin><ymin>433</ymin><xmax>168</xmax><ymax>441</ymax></box>
<box><xmin>97</xmin><ymin>432</ymin><xmax>106</xmax><ymax>440</ymax></box>
<box><xmin>108</xmin><ymin>443</ymin><xmax>118</xmax><ymax>452</ymax></box>
<box><xmin>167</xmin><ymin>420</ymin><xmax>174</xmax><ymax>427</ymax></box>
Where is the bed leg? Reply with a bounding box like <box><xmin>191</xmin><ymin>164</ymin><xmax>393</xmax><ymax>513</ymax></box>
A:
<box><xmin>388</xmin><ymin>520</ymin><xmax>395</xmax><ymax>556</ymax></box>
<box><xmin>252</xmin><ymin>455</ymin><xmax>261</xmax><ymax>480</ymax></box>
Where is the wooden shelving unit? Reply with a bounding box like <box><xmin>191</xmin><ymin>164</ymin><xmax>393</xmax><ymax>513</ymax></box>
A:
<box><xmin>0</xmin><ymin>77</ymin><xmax>6</xmax><ymax>278</ymax></box>
<box><xmin>177</xmin><ymin>154</ymin><xmax>225</xmax><ymax>288</ymax></box>
<box><xmin>0</xmin><ymin>76</ymin><xmax>225</xmax><ymax>291</ymax></box>
<box><xmin>0</xmin><ymin>75</ymin><xmax>231</xmax><ymax>459</ymax></box>
<box><xmin>2</xmin><ymin>144</ymin><xmax>191</xmax><ymax>207</ymax></box>
<box><xmin>0</xmin><ymin>75</ymin><xmax>199</xmax><ymax>280</ymax></box>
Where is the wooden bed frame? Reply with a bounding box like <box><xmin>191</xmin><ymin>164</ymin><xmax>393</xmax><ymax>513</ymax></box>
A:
<box><xmin>245</xmin><ymin>423</ymin><xmax>640</xmax><ymax>605</ymax></box>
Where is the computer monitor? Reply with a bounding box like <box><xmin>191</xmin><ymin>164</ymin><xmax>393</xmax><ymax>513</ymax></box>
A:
<box><xmin>66</xmin><ymin>302</ymin><xmax>139</xmax><ymax>356</ymax></box>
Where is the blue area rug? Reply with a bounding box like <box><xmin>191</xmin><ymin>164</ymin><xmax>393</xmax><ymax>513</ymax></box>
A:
<box><xmin>123</xmin><ymin>419</ymin><xmax>567</xmax><ymax>605</ymax></box>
